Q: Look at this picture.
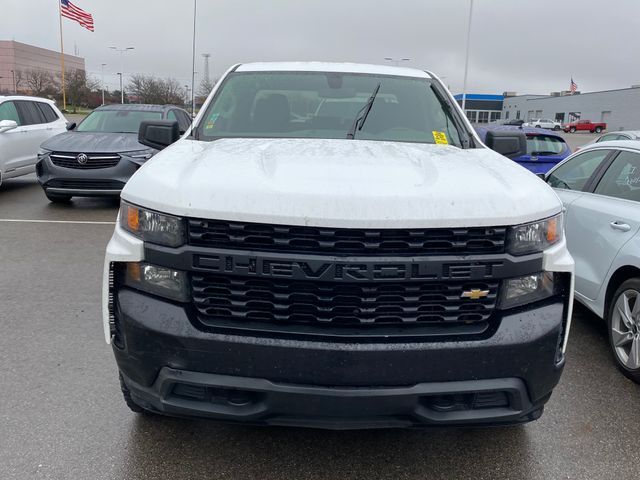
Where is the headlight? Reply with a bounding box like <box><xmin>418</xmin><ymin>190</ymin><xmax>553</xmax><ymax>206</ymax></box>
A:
<box><xmin>119</xmin><ymin>202</ymin><xmax>185</xmax><ymax>247</ymax></box>
<box><xmin>124</xmin><ymin>262</ymin><xmax>189</xmax><ymax>302</ymax></box>
<box><xmin>506</xmin><ymin>214</ymin><xmax>563</xmax><ymax>256</ymax></box>
<box><xmin>499</xmin><ymin>272</ymin><xmax>555</xmax><ymax>309</ymax></box>
<box><xmin>122</xmin><ymin>148</ymin><xmax>157</xmax><ymax>165</ymax></box>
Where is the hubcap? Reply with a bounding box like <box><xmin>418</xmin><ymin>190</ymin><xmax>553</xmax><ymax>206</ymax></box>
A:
<box><xmin>611</xmin><ymin>289</ymin><xmax>640</xmax><ymax>370</ymax></box>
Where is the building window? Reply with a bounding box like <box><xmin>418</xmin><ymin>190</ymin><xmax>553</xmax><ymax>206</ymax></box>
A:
<box><xmin>527</xmin><ymin>110</ymin><xmax>534</xmax><ymax>121</ymax></box>
<box><xmin>478</xmin><ymin>111</ymin><xmax>489</xmax><ymax>123</ymax></box>
<box><xmin>490</xmin><ymin>111</ymin><xmax>501</xmax><ymax>122</ymax></box>
<box><xmin>569</xmin><ymin>112</ymin><xmax>581</xmax><ymax>122</ymax></box>
<box><xmin>555</xmin><ymin>113</ymin><xmax>565</xmax><ymax>123</ymax></box>
<box><xmin>465</xmin><ymin>110</ymin><xmax>477</xmax><ymax>123</ymax></box>
<box><xmin>535</xmin><ymin>110</ymin><xmax>543</xmax><ymax>118</ymax></box>
<box><xmin>505</xmin><ymin>110</ymin><xmax>510</xmax><ymax>120</ymax></box>
<box><xmin>516</xmin><ymin>110</ymin><xmax>521</xmax><ymax>119</ymax></box>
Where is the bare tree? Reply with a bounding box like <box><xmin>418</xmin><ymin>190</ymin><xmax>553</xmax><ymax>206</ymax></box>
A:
<box><xmin>198</xmin><ymin>77</ymin><xmax>215</xmax><ymax>97</ymax></box>
<box><xmin>62</xmin><ymin>69</ymin><xmax>100</xmax><ymax>112</ymax></box>
<box><xmin>25</xmin><ymin>69</ymin><xmax>55</xmax><ymax>96</ymax></box>
<box><xmin>128</xmin><ymin>74</ymin><xmax>185</xmax><ymax>104</ymax></box>
<box><xmin>14</xmin><ymin>70</ymin><xmax>24</xmax><ymax>93</ymax></box>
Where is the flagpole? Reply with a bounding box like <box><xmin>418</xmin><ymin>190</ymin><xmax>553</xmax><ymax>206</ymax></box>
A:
<box><xmin>58</xmin><ymin>0</ymin><xmax>67</xmax><ymax>111</ymax></box>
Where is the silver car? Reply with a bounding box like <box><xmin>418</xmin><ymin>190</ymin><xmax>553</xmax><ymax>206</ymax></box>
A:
<box><xmin>545</xmin><ymin>140</ymin><xmax>640</xmax><ymax>382</ymax></box>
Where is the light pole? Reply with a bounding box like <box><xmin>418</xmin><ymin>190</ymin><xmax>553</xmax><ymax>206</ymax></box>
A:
<box><xmin>117</xmin><ymin>73</ymin><xmax>122</xmax><ymax>103</ymax></box>
<box><xmin>191</xmin><ymin>0</ymin><xmax>197</xmax><ymax>116</ymax></box>
<box><xmin>101</xmin><ymin>63</ymin><xmax>107</xmax><ymax>105</ymax></box>
<box><xmin>384</xmin><ymin>57</ymin><xmax>411</xmax><ymax>66</ymax></box>
<box><xmin>109</xmin><ymin>46</ymin><xmax>134</xmax><ymax>104</ymax></box>
<box><xmin>461</xmin><ymin>0</ymin><xmax>474</xmax><ymax>113</ymax></box>
<box><xmin>10</xmin><ymin>70</ymin><xmax>16</xmax><ymax>93</ymax></box>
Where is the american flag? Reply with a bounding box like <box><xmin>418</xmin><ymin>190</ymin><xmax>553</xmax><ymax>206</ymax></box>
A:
<box><xmin>60</xmin><ymin>0</ymin><xmax>94</xmax><ymax>32</ymax></box>
<box><xmin>570</xmin><ymin>78</ymin><xmax>577</xmax><ymax>94</ymax></box>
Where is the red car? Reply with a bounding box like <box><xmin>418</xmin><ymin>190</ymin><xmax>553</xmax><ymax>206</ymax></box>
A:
<box><xmin>563</xmin><ymin>120</ymin><xmax>606</xmax><ymax>133</ymax></box>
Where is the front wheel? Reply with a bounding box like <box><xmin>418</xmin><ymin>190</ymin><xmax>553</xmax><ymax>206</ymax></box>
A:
<box><xmin>535</xmin><ymin>125</ymin><xmax>541</xmax><ymax>129</ymax></box>
<box><xmin>595</xmin><ymin>126</ymin><xmax>603</xmax><ymax>133</ymax></box>
<box><xmin>553</xmin><ymin>125</ymin><xmax>561</xmax><ymax>131</ymax></box>
<box><xmin>569</xmin><ymin>127</ymin><xmax>576</xmax><ymax>133</ymax></box>
<box><xmin>45</xmin><ymin>192</ymin><xmax>72</xmax><ymax>203</ymax></box>
<box><xmin>607</xmin><ymin>278</ymin><xmax>640</xmax><ymax>383</ymax></box>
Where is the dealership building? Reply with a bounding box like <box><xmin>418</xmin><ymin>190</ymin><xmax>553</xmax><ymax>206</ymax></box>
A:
<box><xmin>453</xmin><ymin>93</ymin><xmax>504</xmax><ymax>124</ymax></box>
<box><xmin>0</xmin><ymin>40</ymin><xmax>85</xmax><ymax>94</ymax></box>
<box><xmin>501</xmin><ymin>87</ymin><xmax>640</xmax><ymax>130</ymax></box>
<box><xmin>455</xmin><ymin>87</ymin><xmax>640</xmax><ymax>131</ymax></box>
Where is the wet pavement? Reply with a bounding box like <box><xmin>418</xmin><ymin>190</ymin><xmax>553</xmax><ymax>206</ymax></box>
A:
<box><xmin>1</xmin><ymin>160</ymin><xmax>638</xmax><ymax>479</ymax></box>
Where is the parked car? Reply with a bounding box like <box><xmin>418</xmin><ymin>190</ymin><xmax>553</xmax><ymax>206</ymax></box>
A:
<box><xmin>489</xmin><ymin>118</ymin><xmax>524</xmax><ymax>126</ymax></box>
<box><xmin>0</xmin><ymin>95</ymin><xmax>67</xmax><ymax>186</ymax></box>
<box><xmin>563</xmin><ymin>120</ymin><xmax>606</xmax><ymax>133</ymax></box>
<box><xmin>36</xmin><ymin>104</ymin><xmax>191</xmax><ymax>202</ymax></box>
<box><xmin>102</xmin><ymin>62</ymin><xmax>573</xmax><ymax>428</ymax></box>
<box><xmin>594</xmin><ymin>130</ymin><xmax>640</xmax><ymax>143</ymax></box>
<box><xmin>545</xmin><ymin>141</ymin><xmax>640</xmax><ymax>382</ymax></box>
<box><xmin>475</xmin><ymin>125</ymin><xmax>571</xmax><ymax>174</ymax></box>
<box><xmin>523</xmin><ymin>118</ymin><xmax>562</xmax><ymax>130</ymax></box>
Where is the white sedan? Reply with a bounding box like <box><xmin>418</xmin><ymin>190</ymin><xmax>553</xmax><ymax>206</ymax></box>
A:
<box><xmin>524</xmin><ymin>118</ymin><xmax>563</xmax><ymax>130</ymax></box>
<box><xmin>545</xmin><ymin>140</ymin><xmax>640</xmax><ymax>382</ymax></box>
<box><xmin>0</xmin><ymin>96</ymin><xmax>67</xmax><ymax>186</ymax></box>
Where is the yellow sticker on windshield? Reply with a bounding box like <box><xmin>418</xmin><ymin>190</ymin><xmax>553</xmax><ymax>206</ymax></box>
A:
<box><xmin>433</xmin><ymin>131</ymin><xmax>448</xmax><ymax>145</ymax></box>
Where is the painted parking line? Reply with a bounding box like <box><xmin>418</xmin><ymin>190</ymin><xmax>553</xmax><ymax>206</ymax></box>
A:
<box><xmin>0</xmin><ymin>218</ymin><xmax>115</xmax><ymax>225</ymax></box>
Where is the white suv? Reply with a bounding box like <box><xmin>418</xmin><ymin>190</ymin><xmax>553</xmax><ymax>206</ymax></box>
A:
<box><xmin>0</xmin><ymin>96</ymin><xmax>67</xmax><ymax>185</ymax></box>
<box><xmin>524</xmin><ymin>119</ymin><xmax>562</xmax><ymax>130</ymax></box>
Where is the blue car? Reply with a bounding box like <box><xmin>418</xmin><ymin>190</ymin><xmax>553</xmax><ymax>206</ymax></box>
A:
<box><xmin>475</xmin><ymin>125</ymin><xmax>571</xmax><ymax>174</ymax></box>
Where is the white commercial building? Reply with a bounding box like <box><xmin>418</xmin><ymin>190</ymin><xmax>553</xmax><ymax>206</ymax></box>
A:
<box><xmin>502</xmin><ymin>87</ymin><xmax>640</xmax><ymax>130</ymax></box>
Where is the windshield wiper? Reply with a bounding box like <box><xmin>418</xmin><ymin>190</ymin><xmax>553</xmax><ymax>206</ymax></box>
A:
<box><xmin>346</xmin><ymin>83</ymin><xmax>381</xmax><ymax>139</ymax></box>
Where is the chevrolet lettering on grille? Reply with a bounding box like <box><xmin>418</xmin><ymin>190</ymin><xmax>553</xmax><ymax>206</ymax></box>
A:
<box><xmin>193</xmin><ymin>253</ymin><xmax>505</xmax><ymax>282</ymax></box>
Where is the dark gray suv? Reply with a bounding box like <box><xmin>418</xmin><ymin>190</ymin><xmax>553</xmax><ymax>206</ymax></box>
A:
<box><xmin>36</xmin><ymin>104</ymin><xmax>191</xmax><ymax>202</ymax></box>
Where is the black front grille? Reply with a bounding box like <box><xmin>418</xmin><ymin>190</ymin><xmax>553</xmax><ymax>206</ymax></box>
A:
<box><xmin>46</xmin><ymin>179</ymin><xmax>125</xmax><ymax>190</ymax></box>
<box><xmin>50</xmin><ymin>152</ymin><xmax>120</xmax><ymax>169</ymax></box>
<box><xmin>192</xmin><ymin>274</ymin><xmax>499</xmax><ymax>329</ymax></box>
<box><xmin>188</xmin><ymin>219</ymin><xmax>507</xmax><ymax>256</ymax></box>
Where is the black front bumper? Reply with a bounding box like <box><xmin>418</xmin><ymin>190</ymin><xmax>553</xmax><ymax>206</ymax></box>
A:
<box><xmin>114</xmin><ymin>289</ymin><xmax>566</xmax><ymax>428</ymax></box>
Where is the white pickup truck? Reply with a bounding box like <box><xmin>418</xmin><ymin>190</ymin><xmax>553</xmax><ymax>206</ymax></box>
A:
<box><xmin>103</xmin><ymin>62</ymin><xmax>574</xmax><ymax>429</ymax></box>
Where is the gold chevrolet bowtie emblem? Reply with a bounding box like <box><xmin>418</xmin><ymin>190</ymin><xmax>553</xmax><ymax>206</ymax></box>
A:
<box><xmin>461</xmin><ymin>289</ymin><xmax>490</xmax><ymax>300</ymax></box>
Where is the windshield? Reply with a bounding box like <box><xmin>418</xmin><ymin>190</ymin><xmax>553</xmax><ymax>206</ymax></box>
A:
<box><xmin>77</xmin><ymin>110</ymin><xmax>163</xmax><ymax>133</ymax></box>
<box><xmin>526</xmin><ymin>135</ymin><xmax>565</xmax><ymax>155</ymax></box>
<box><xmin>196</xmin><ymin>71</ymin><xmax>464</xmax><ymax>146</ymax></box>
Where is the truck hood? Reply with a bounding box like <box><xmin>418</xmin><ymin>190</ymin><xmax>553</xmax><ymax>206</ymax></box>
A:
<box><xmin>122</xmin><ymin>138</ymin><xmax>562</xmax><ymax>228</ymax></box>
<box><xmin>42</xmin><ymin>131</ymin><xmax>145</xmax><ymax>153</ymax></box>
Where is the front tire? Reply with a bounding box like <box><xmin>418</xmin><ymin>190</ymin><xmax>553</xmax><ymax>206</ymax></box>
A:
<box><xmin>595</xmin><ymin>126</ymin><xmax>603</xmax><ymax>133</ymax></box>
<box><xmin>553</xmin><ymin>125</ymin><xmax>560</xmax><ymax>131</ymax></box>
<box><xmin>607</xmin><ymin>278</ymin><xmax>640</xmax><ymax>383</ymax></box>
<box><xmin>569</xmin><ymin>127</ymin><xmax>576</xmax><ymax>133</ymax></box>
<box><xmin>45</xmin><ymin>192</ymin><xmax>72</xmax><ymax>203</ymax></box>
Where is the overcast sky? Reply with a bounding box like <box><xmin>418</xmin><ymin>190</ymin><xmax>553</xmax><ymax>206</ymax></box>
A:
<box><xmin>2</xmin><ymin>0</ymin><xmax>638</xmax><ymax>94</ymax></box>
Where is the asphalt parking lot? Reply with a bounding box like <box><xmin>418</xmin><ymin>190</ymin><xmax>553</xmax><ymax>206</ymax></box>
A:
<box><xmin>2</xmin><ymin>132</ymin><xmax>638</xmax><ymax>480</ymax></box>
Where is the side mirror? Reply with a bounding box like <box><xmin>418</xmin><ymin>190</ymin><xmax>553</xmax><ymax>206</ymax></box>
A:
<box><xmin>66</xmin><ymin>121</ymin><xmax>76</xmax><ymax>131</ymax></box>
<box><xmin>484</xmin><ymin>130</ymin><xmax>527</xmax><ymax>158</ymax></box>
<box><xmin>0</xmin><ymin>119</ymin><xmax>18</xmax><ymax>133</ymax></box>
<box><xmin>138</xmin><ymin>120</ymin><xmax>180</xmax><ymax>150</ymax></box>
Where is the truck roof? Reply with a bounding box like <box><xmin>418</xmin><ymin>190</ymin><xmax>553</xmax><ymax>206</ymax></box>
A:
<box><xmin>235</xmin><ymin>62</ymin><xmax>432</xmax><ymax>79</ymax></box>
